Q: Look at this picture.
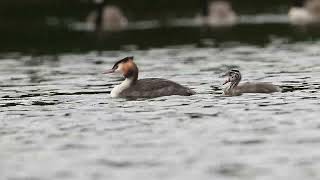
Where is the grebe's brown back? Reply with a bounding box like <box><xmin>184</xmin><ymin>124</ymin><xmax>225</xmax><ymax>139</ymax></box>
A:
<box><xmin>104</xmin><ymin>57</ymin><xmax>196</xmax><ymax>98</ymax></box>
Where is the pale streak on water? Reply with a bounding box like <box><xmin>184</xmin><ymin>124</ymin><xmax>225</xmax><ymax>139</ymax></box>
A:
<box><xmin>0</xmin><ymin>42</ymin><xmax>320</xmax><ymax>180</ymax></box>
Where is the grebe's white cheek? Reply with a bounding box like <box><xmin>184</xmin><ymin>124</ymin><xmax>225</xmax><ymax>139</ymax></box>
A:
<box><xmin>114</xmin><ymin>63</ymin><xmax>123</xmax><ymax>73</ymax></box>
<box><xmin>230</xmin><ymin>75</ymin><xmax>235</xmax><ymax>81</ymax></box>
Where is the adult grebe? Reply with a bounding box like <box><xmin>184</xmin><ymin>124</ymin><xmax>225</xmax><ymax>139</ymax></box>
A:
<box><xmin>223</xmin><ymin>69</ymin><xmax>280</xmax><ymax>96</ymax></box>
<box><xmin>289</xmin><ymin>0</ymin><xmax>320</xmax><ymax>25</ymax></box>
<box><xmin>104</xmin><ymin>57</ymin><xmax>196</xmax><ymax>98</ymax></box>
<box><xmin>87</xmin><ymin>2</ymin><xmax>128</xmax><ymax>31</ymax></box>
<box><xmin>203</xmin><ymin>0</ymin><xmax>238</xmax><ymax>27</ymax></box>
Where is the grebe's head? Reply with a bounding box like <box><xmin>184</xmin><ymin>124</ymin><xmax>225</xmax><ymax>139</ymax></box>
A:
<box><xmin>209</xmin><ymin>0</ymin><xmax>233</xmax><ymax>18</ymax></box>
<box><xmin>223</xmin><ymin>69</ymin><xmax>242</xmax><ymax>85</ymax></box>
<box><xmin>104</xmin><ymin>56</ymin><xmax>138</xmax><ymax>80</ymax></box>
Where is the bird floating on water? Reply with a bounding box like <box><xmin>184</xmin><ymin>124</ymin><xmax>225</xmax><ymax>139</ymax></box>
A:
<box><xmin>222</xmin><ymin>69</ymin><xmax>281</xmax><ymax>96</ymax></box>
<box><xmin>104</xmin><ymin>57</ymin><xmax>196</xmax><ymax>98</ymax></box>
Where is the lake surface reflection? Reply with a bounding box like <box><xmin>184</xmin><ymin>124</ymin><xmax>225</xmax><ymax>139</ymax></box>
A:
<box><xmin>1</xmin><ymin>42</ymin><xmax>320</xmax><ymax>179</ymax></box>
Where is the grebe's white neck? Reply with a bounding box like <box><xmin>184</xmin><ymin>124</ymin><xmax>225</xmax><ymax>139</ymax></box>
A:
<box><xmin>110</xmin><ymin>77</ymin><xmax>135</xmax><ymax>97</ymax></box>
<box><xmin>224</xmin><ymin>81</ymin><xmax>240</xmax><ymax>95</ymax></box>
<box><xmin>227</xmin><ymin>81</ymin><xmax>239</xmax><ymax>89</ymax></box>
<box><xmin>223</xmin><ymin>69</ymin><xmax>241</xmax><ymax>95</ymax></box>
<box><xmin>107</xmin><ymin>57</ymin><xmax>138</xmax><ymax>98</ymax></box>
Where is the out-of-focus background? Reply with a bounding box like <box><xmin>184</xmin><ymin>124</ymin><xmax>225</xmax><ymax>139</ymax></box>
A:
<box><xmin>1</xmin><ymin>0</ymin><xmax>320</xmax><ymax>53</ymax></box>
<box><xmin>1</xmin><ymin>1</ymin><xmax>320</xmax><ymax>180</ymax></box>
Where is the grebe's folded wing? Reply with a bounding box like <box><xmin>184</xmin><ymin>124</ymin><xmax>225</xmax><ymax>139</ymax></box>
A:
<box><xmin>237</xmin><ymin>82</ymin><xmax>280</xmax><ymax>93</ymax></box>
<box><xmin>120</xmin><ymin>78</ymin><xmax>195</xmax><ymax>98</ymax></box>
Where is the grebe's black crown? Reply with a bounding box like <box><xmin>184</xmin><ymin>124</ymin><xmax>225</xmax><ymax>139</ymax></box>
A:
<box><xmin>228</xmin><ymin>69</ymin><xmax>241</xmax><ymax>82</ymax></box>
<box><xmin>230</xmin><ymin>69</ymin><xmax>240</xmax><ymax>73</ymax></box>
<box><xmin>112</xmin><ymin>56</ymin><xmax>134</xmax><ymax>70</ymax></box>
<box><xmin>228</xmin><ymin>69</ymin><xmax>240</xmax><ymax>75</ymax></box>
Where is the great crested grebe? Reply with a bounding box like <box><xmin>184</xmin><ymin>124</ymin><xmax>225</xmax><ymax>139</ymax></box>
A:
<box><xmin>201</xmin><ymin>0</ymin><xmax>238</xmax><ymax>27</ymax></box>
<box><xmin>223</xmin><ymin>69</ymin><xmax>280</xmax><ymax>96</ymax></box>
<box><xmin>289</xmin><ymin>0</ymin><xmax>320</xmax><ymax>25</ymax></box>
<box><xmin>104</xmin><ymin>57</ymin><xmax>196</xmax><ymax>98</ymax></box>
<box><xmin>87</xmin><ymin>1</ymin><xmax>128</xmax><ymax>31</ymax></box>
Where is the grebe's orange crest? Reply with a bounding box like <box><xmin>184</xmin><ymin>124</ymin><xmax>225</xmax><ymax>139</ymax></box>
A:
<box><xmin>105</xmin><ymin>57</ymin><xmax>138</xmax><ymax>80</ymax></box>
<box><xmin>112</xmin><ymin>56</ymin><xmax>134</xmax><ymax>70</ymax></box>
<box><xmin>121</xmin><ymin>57</ymin><xmax>138</xmax><ymax>79</ymax></box>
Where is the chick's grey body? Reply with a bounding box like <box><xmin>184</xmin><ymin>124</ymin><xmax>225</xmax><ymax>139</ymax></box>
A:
<box><xmin>223</xmin><ymin>69</ymin><xmax>281</xmax><ymax>96</ymax></box>
<box><xmin>119</xmin><ymin>78</ymin><xmax>195</xmax><ymax>98</ymax></box>
<box><xmin>224</xmin><ymin>82</ymin><xmax>281</xmax><ymax>96</ymax></box>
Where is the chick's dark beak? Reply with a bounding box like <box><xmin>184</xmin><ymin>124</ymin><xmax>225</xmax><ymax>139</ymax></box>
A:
<box><xmin>103</xmin><ymin>69</ymin><xmax>115</xmax><ymax>74</ymax></box>
<box><xmin>223</xmin><ymin>78</ymin><xmax>230</xmax><ymax>85</ymax></box>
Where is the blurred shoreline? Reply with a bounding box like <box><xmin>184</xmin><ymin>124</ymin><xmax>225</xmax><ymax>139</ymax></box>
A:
<box><xmin>1</xmin><ymin>1</ymin><xmax>320</xmax><ymax>54</ymax></box>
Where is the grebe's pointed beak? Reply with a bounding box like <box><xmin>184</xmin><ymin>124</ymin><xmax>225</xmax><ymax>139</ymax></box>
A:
<box><xmin>103</xmin><ymin>69</ymin><xmax>115</xmax><ymax>74</ymax></box>
<box><xmin>223</xmin><ymin>78</ymin><xmax>230</xmax><ymax>85</ymax></box>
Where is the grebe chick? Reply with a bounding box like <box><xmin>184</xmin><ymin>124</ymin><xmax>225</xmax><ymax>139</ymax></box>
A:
<box><xmin>87</xmin><ymin>5</ymin><xmax>128</xmax><ymax>31</ymax></box>
<box><xmin>104</xmin><ymin>57</ymin><xmax>196</xmax><ymax>98</ymax></box>
<box><xmin>206</xmin><ymin>0</ymin><xmax>238</xmax><ymax>27</ymax></box>
<box><xmin>223</xmin><ymin>69</ymin><xmax>281</xmax><ymax>96</ymax></box>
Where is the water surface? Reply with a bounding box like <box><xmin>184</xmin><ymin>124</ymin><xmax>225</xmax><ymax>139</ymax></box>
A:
<box><xmin>1</xmin><ymin>42</ymin><xmax>320</xmax><ymax>180</ymax></box>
